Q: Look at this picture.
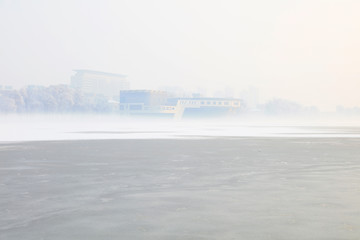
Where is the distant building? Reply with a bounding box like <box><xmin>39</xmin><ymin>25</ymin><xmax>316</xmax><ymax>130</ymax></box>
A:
<box><xmin>174</xmin><ymin>98</ymin><xmax>243</xmax><ymax>119</ymax></box>
<box><xmin>119</xmin><ymin>90</ymin><xmax>174</xmax><ymax>117</ymax></box>
<box><xmin>71</xmin><ymin>69</ymin><xmax>129</xmax><ymax>99</ymax></box>
<box><xmin>239</xmin><ymin>87</ymin><xmax>259</xmax><ymax>110</ymax></box>
<box><xmin>119</xmin><ymin>90</ymin><xmax>243</xmax><ymax>119</ymax></box>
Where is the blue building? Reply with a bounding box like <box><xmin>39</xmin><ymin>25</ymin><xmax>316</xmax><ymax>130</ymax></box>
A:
<box><xmin>119</xmin><ymin>90</ymin><xmax>175</xmax><ymax>117</ymax></box>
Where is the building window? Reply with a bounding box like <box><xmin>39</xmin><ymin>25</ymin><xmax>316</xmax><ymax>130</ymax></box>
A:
<box><xmin>130</xmin><ymin>104</ymin><xmax>143</xmax><ymax>110</ymax></box>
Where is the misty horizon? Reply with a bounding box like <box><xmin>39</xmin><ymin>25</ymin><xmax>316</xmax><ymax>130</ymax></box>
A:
<box><xmin>1</xmin><ymin>69</ymin><xmax>359</xmax><ymax>115</ymax></box>
<box><xmin>1</xmin><ymin>0</ymin><xmax>359</xmax><ymax>111</ymax></box>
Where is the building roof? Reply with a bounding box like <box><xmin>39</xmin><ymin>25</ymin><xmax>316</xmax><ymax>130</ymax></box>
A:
<box><xmin>73</xmin><ymin>69</ymin><xmax>127</xmax><ymax>78</ymax></box>
<box><xmin>175</xmin><ymin>97</ymin><xmax>241</xmax><ymax>101</ymax></box>
<box><xmin>120</xmin><ymin>90</ymin><xmax>167</xmax><ymax>93</ymax></box>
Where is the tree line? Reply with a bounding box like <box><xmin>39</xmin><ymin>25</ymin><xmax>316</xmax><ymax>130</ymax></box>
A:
<box><xmin>0</xmin><ymin>85</ymin><xmax>113</xmax><ymax>113</ymax></box>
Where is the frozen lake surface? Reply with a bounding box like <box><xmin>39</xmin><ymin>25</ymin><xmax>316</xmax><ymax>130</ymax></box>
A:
<box><xmin>1</xmin><ymin>116</ymin><xmax>360</xmax><ymax>239</ymax></box>
<box><xmin>1</xmin><ymin>114</ymin><xmax>360</xmax><ymax>141</ymax></box>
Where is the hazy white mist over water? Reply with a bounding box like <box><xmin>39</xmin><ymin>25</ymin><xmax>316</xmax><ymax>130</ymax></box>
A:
<box><xmin>1</xmin><ymin>114</ymin><xmax>360</xmax><ymax>142</ymax></box>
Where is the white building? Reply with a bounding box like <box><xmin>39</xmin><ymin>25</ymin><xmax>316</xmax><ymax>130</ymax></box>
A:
<box><xmin>174</xmin><ymin>98</ymin><xmax>243</xmax><ymax>119</ymax></box>
<box><xmin>71</xmin><ymin>69</ymin><xmax>129</xmax><ymax>99</ymax></box>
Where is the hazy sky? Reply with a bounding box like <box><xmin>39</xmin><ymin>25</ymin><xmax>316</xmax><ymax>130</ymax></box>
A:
<box><xmin>1</xmin><ymin>0</ymin><xmax>359</xmax><ymax>110</ymax></box>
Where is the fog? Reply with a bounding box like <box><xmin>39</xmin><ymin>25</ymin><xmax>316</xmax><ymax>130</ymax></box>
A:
<box><xmin>1</xmin><ymin>114</ymin><xmax>360</xmax><ymax>142</ymax></box>
<box><xmin>1</xmin><ymin>0</ymin><xmax>360</xmax><ymax>111</ymax></box>
<box><xmin>1</xmin><ymin>1</ymin><xmax>360</xmax><ymax>239</ymax></box>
